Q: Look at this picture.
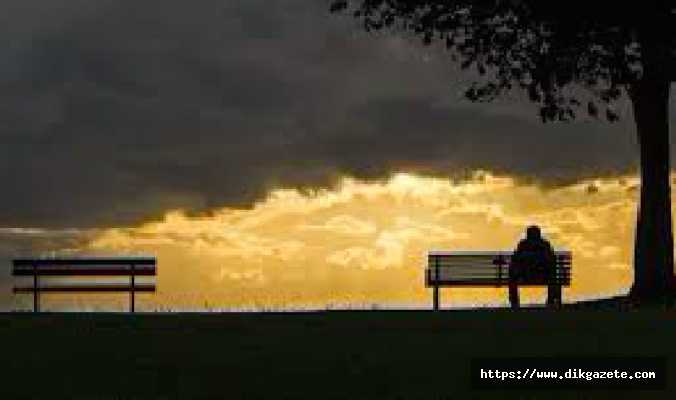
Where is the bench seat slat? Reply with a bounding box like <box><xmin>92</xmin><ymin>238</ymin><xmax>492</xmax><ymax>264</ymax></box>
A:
<box><xmin>12</xmin><ymin>257</ymin><xmax>156</xmax><ymax>266</ymax></box>
<box><xmin>428</xmin><ymin>261</ymin><xmax>571</xmax><ymax>266</ymax></box>
<box><xmin>12</xmin><ymin>267</ymin><xmax>157</xmax><ymax>277</ymax></box>
<box><xmin>425</xmin><ymin>280</ymin><xmax>571</xmax><ymax>287</ymax></box>
<box><xmin>426</xmin><ymin>272</ymin><xmax>572</xmax><ymax>278</ymax></box>
<box><xmin>426</xmin><ymin>269</ymin><xmax>572</xmax><ymax>275</ymax></box>
<box><xmin>427</xmin><ymin>265</ymin><xmax>571</xmax><ymax>271</ymax></box>
<box><xmin>13</xmin><ymin>284</ymin><xmax>156</xmax><ymax>293</ymax></box>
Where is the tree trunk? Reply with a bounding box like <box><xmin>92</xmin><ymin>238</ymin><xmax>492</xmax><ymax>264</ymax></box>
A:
<box><xmin>628</xmin><ymin>77</ymin><xmax>675</xmax><ymax>305</ymax></box>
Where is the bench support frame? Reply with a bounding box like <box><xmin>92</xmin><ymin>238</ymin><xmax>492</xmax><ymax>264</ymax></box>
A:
<box><xmin>426</xmin><ymin>250</ymin><xmax>571</xmax><ymax>310</ymax></box>
<box><xmin>12</xmin><ymin>257</ymin><xmax>156</xmax><ymax>313</ymax></box>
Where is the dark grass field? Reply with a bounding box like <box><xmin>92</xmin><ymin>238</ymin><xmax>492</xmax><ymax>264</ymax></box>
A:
<box><xmin>2</xmin><ymin>297</ymin><xmax>674</xmax><ymax>400</ymax></box>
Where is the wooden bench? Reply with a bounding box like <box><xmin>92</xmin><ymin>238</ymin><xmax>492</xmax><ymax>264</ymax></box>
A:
<box><xmin>12</xmin><ymin>256</ymin><xmax>156</xmax><ymax>312</ymax></box>
<box><xmin>425</xmin><ymin>250</ymin><xmax>572</xmax><ymax>310</ymax></box>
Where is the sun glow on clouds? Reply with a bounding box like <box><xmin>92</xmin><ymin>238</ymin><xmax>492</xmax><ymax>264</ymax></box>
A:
<box><xmin>69</xmin><ymin>170</ymin><xmax>660</xmax><ymax>309</ymax></box>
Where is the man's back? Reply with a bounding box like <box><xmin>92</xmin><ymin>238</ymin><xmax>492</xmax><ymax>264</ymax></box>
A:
<box><xmin>512</xmin><ymin>236</ymin><xmax>556</xmax><ymax>282</ymax></box>
<box><xmin>509</xmin><ymin>225</ymin><xmax>561</xmax><ymax>308</ymax></box>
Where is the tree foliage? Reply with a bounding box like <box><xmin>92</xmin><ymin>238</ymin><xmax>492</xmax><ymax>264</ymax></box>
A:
<box><xmin>330</xmin><ymin>0</ymin><xmax>676</xmax><ymax>122</ymax></box>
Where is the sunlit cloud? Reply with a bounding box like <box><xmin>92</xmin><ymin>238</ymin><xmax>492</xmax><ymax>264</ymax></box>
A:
<box><xmin>8</xmin><ymin>170</ymin><xmax>675</xmax><ymax>310</ymax></box>
<box><xmin>300</xmin><ymin>215</ymin><xmax>377</xmax><ymax>236</ymax></box>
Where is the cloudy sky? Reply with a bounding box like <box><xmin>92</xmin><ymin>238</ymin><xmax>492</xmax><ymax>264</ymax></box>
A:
<box><xmin>2</xmin><ymin>0</ymin><xmax>675</xmax><ymax>311</ymax></box>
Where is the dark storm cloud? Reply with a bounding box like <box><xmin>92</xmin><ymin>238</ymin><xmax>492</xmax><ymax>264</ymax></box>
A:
<box><xmin>318</xmin><ymin>95</ymin><xmax>638</xmax><ymax>185</ymax></box>
<box><xmin>0</xmin><ymin>0</ymin><xmax>665</xmax><ymax>230</ymax></box>
<box><xmin>0</xmin><ymin>227</ymin><xmax>97</xmax><ymax>310</ymax></box>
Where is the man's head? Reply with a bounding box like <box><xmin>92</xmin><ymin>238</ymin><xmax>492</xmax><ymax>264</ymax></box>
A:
<box><xmin>526</xmin><ymin>225</ymin><xmax>542</xmax><ymax>240</ymax></box>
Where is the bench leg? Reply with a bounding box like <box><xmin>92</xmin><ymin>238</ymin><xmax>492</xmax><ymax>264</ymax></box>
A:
<box><xmin>433</xmin><ymin>285</ymin><xmax>440</xmax><ymax>311</ymax></box>
<box><xmin>509</xmin><ymin>282</ymin><xmax>519</xmax><ymax>309</ymax></box>
<box><xmin>547</xmin><ymin>284</ymin><xmax>562</xmax><ymax>308</ymax></box>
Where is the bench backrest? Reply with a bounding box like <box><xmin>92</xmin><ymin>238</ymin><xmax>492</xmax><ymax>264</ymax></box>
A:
<box><xmin>426</xmin><ymin>250</ymin><xmax>572</xmax><ymax>286</ymax></box>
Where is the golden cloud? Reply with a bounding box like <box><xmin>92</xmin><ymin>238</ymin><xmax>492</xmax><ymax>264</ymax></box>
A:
<box><xmin>46</xmin><ymin>170</ymin><xmax>675</xmax><ymax>310</ymax></box>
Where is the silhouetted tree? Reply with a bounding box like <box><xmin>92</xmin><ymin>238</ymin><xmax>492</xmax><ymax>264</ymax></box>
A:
<box><xmin>330</xmin><ymin>0</ymin><xmax>676</xmax><ymax>305</ymax></box>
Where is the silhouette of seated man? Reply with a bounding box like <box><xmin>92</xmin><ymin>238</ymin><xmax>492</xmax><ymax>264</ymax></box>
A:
<box><xmin>509</xmin><ymin>225</ymin><xmax>559</xmax><ymax>309</ymax></box>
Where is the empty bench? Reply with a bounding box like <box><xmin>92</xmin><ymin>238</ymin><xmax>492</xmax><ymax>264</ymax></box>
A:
<box><xmin>12</xmin><ymin>256</ymin><xmax>157</xmax><ymax>312</ymax></box>
<box><xmin>425</xmin><ymin>250</ymin><xmax>572</xmax><ymax>310</ymax></box>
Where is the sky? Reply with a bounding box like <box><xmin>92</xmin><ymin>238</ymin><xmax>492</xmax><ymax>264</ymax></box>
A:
<box><xmin>2</xmin><ymin>0</ymin><xmax>676</xmax><ymax>311</ymax></box>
